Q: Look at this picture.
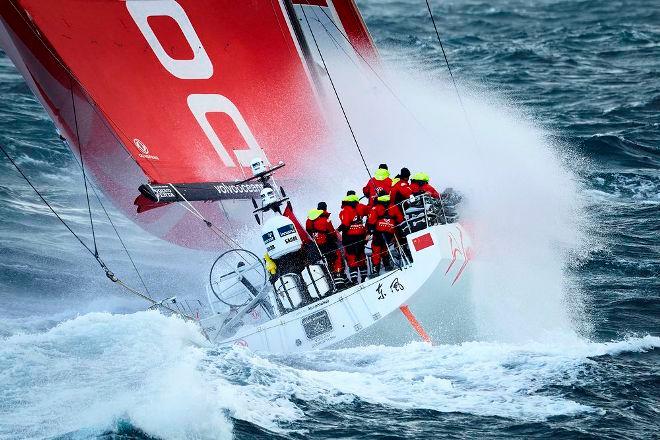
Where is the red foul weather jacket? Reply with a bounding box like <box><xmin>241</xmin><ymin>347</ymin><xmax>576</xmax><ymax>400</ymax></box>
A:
<box><xmin>363</xmin><ymin>177</ymin><xmax>392</xmax><ymax>204</ymax></box>
<box><xmin>338</xmin><ymin>202</ymin><xmax>370</xmax><ymax>236</ymax></box>
<box><xmin>389</xmin><ymin>179</ymin><xmax>413</xmax><ymax>206</ymax></box>
<box><xmin>305</xmin><ymin>212</ymin><xmax>338</xmax><ymax>246</ymax></box>
<box><xmin>410</xmin><ymin>181</ymin><xmax>440</xmax><ymax>198</ymax></box>
<box><xmin>367</xmin><ymin>203</ymin><xmax>404</xmax><ymax>234</ymax></box>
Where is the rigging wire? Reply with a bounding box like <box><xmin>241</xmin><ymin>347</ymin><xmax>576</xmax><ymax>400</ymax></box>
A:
<box><xmin>299</xmin><ymin>5</ymin><xmax>372</xmax><ymax>178</ymax></box>
<box><xmin>0</xmin><ymin>142</ymin><xmax>190</xmax><ymax>318</ymax></box>
<box><xmin>423</xmin><ymin>0</ymin><xmax>479</xmax><ymax>145</ymax></box>
<box><xmin>310</xmin><ymin>5</ymin><xmax>429</xmax><ymax>134</ymax></box>
<box><xmin>1</xmin><ymin>143</ymin><xmax>98</xmax><ymax>259</ymax></box>
<box><xmin>167</xmin><ymin>184</ymin><xmax>247</xmax><ymax>251</ymax></box>
<box><xmin>69</xmin><ymin>79</ymin><xmax>98</xmax><ymax>257</ymax></box>
<box><xmin>66</xmin><ymin>76</ymin><xmax>151</xmax><ymax>297</ymax></box>
<box><xmin>86</xmin><ymin>180</ymin><xmax>152</xmax><ymax>297</ymax></box>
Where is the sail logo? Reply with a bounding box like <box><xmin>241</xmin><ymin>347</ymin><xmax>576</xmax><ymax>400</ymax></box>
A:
<box><xmin>126</xmin><ymin>0</ymin><xmax>268</xmax><ymax>169</ymax></box>
<box><xmin>133</xmin><ymin>138</ymin><xmax>149</xmax><ymax>154</ymax></box>
<box><xmin>133</xmin><ymin>138</ymin><xmax>160</xmax><ymax>160</ymax></box>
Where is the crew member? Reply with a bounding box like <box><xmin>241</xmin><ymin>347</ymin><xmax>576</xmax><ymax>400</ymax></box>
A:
<box><xmin>389</xmin><ymin>167</ymin><xmax>413</xmax><ymax>206</ymax></box>
<box><xmin>363</xmin><ymin>164</ymin><xmax>392</xmax><ymax>206</ymax></box>
<box><xmin>338</xmin><ymin>191</ymin><xmax>370</xmax><ymax>284</ymax></box>
<box><xmin>367</xmin><ymin>193</ymin><xmax>404</xmax><ymax>277</ymax></box>
<box><xmin>410</xmin><ymin>172</ymin><xmax>440</xmax><ymax>198</ymax></box>
<box><xmin>306</xmin><ymin>202</ymin><xmax>346</xmax><ymax>288</ymax></box>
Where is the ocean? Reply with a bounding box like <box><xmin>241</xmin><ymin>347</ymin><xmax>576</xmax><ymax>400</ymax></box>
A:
<box><xmin>0</xmin><ymin>0</ymin><xmax>658</xmax><ymax>438</ymax></box>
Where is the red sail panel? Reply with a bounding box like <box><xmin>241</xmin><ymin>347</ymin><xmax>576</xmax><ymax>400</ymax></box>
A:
<box><xmin>0</xmin><ymin>0</ymin><xmax>329</xmax><ymax>249</ymax></box>
<box><xmin>330</xmin><ymin>0</ymin><xmax>379</xmax><ymax>63</ymax></box>
<box><xmin>3</xmin><ymin>0</ymin><xmax>325</xmax><ymax>184</ymax></box>
<box><xmin>293</xmin><ymin>0</ymin><xmax>380</xmax><ymax>63</ymax></box>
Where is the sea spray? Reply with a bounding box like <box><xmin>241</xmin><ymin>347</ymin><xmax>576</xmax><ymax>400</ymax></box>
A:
<box><xmin>295</xmin><ymin>55</ymin><xmax>591</xmax><ymax>342</ymax></box>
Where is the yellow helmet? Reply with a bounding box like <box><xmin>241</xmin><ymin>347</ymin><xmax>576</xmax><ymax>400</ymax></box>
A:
<box><xmin>412</xmin><ymin>172</ymin><xmax>430</xmax><ymax>182</ymax></box>
<box><xmin>307</xmin><ymin>209</ymin><xmax>324</xmax><ymax>220</ymax></box>
<box><xmin>374</xmin><ymin>168</ymin><xmax>390</xmax><ymax>181</ymax></box>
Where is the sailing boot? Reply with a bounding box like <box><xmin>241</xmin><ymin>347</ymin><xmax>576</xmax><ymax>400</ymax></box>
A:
<box><xmin>333</xmin><ymin>271</ymin><xmax>348</xmax><ymax>291</ymax></box>
<box><xmin>358</xmin><ymin>266</ymin><xmax>368</xmax><ymax>283</ymax></box>
<box><xmin>348</xmin><ymin>267</ymin><xmax>359</xmax><ymax>285</ymax></box>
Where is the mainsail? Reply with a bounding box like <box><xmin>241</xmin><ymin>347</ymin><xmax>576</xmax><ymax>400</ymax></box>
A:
<box><xmin>0</xmin><ymin>0</ymin><xmax>379</xmax><ymax>248</ymax></box>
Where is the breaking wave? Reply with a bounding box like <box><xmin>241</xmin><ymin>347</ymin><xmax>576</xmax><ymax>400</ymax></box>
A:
<box><xmin>1</xmin><ymin>311</ymin><xmax>657</xmax><ymax>439</ymax></box>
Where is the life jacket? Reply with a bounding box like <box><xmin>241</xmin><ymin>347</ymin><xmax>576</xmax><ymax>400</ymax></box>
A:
<box><xmin>339</xmin><ymin>202</ymin><xmax>368</xmax><ymax>236</ymax></box>
<box><xmin>306</xmin><ymin>211</ymin><xmax>336</xmax><ymax>246</ymax></box>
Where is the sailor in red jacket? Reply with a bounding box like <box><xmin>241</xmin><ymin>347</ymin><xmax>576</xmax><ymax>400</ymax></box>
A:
<box><xmin>338</xmin><ymin>191</ymin><xmax>370</xmax><ymax>284</ymax></box>
<box><xmin>389</xmin><ymin>167</ymin><xmax>413</xmax><ymax>207</ymax></box>
<box><xmin>367</xmin><ymin>194</ymin><xmax>404</xmax><ymax>277</ymax></box>
<box><xmin>410</xmin><ymin>172</ymin><xmax>440</xmax><ymax>198</ymax></box>
<box><xmin>306</xmin><ymin>202</ymin><xmax>346</xmax><ymax>288</ymax></box>
<box><xmin>362</xmin><ymin>164</ymin><xmax>392</xmax><ymax>206</ymax></box>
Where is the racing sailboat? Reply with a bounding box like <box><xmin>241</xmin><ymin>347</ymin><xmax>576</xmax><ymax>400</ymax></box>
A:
<box><xmin>0</xmin><ymin>0</ymin><xmax>472</xmax><ymax>351</ymax></box>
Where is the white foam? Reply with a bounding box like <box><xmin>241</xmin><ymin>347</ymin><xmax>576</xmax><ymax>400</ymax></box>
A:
<box><xmin>1</xmin><ymin>311</ymin><xmax>657</xmax><ymax>439</ymax></box>
<box><xmin>0</xmin><ymin>311</ymin><xmax>231</xmax><ymax>440</ymax></box>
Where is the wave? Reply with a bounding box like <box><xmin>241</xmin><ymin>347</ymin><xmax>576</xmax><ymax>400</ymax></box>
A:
<box><xmin>578</xmin><ymin>135</ymin><xmax>659</xmax><ymax>169</ymax></box>
<box><xmin>0</xmin><ymin>312</ymin><xmax>657</xmax><ymax>439</ymax></box>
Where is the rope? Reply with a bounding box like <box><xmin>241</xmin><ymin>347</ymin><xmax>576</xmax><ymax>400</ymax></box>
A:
<box><xmin>300</xmin><ymin>5</ymin><xmax>372</xmax><ymax>178</ymax></box>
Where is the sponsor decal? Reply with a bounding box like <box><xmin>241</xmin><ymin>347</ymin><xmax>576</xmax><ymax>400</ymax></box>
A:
<box><xmin>277</xmin><ymin>224</ymin><xmax>296</xmax><ymax>237</ymax></box>
<box><xmin>262</xmin><ymin>231</ymin><xmax>275</xmax><ymax>244</ymax></box>
<box><xmin>445</xmin><ymin>228</ymin><xmax>471</xmax><ymax>286</ymax></box>
<box><xmin>284</xmin><ymin>236</ymin><xmax>298</xmax><ymax>244</ymax></box>
<box><xmin>153</xmin><ymin>187</ymin><xmax>175</xmax><ymax>199</ymax></box>
<box><xmin>234</xmin><ymin>339</ymin><xmax>248</xmax><ymax>347</ymax></box>
<box><xmin>213</xmin><ymin>182</ymin><xmax>263</xmax><ymax>195</ymax></box>
<box><xmin>307</xmin><ymin>298</ymin><xmax>330</xmax><ymax>311</ymax></box>
<box><xmin>377</xmin><ymin>283</ymin><xmax>385</xmax><ymax>300</ymax></box>
<box><xmin>377</xmin><ymin>278</ymin><xmax>405</xmax><ymax>300</ymax></box>
<box><xmin>301</xmin><ymin>310</ymin><xmax>333</xmax><ymax>339</ymax></box>
<box><xmin>134</xmin><ymin>138</ymin><xmax>149</xmax><ymax>154</ymax></box>
<box><xmin>390</xmin><ymin>278</ymin><xmax>405</xmax><ymax>293</ymax></box>
<box><xmin>127</xmin><ymin>2</ymin><xmax>268</xmax><ymax>167</ymax></box>
<box><xmin>133</xmin><ymin>138</ymin><xmax>160</xmax><ymax>160</ymax></box>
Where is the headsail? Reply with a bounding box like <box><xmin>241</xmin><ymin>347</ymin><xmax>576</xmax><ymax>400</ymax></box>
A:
<box><xmin>0</xmin><ymin>0</ymin><xmax>379</xmax><ymax>248</ymax></box>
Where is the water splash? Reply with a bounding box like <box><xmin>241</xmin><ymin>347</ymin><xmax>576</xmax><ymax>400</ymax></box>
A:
<box><xmin>300</xmin><ymin>55</ymin><xmax>592</xmax><ymax>342</ymax></box>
